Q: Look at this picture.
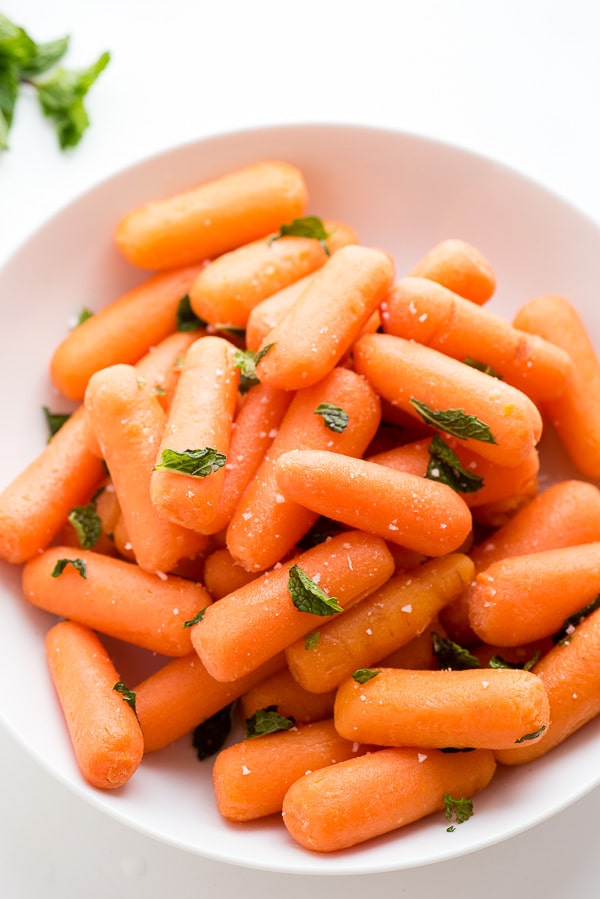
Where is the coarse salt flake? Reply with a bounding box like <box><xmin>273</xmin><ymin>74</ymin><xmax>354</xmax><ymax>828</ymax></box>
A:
<box><xmin>401</xmin><ymin>604</ymin><xmax>412</xmax><ymax>613</ymax></box>
<box><xmin>241</xmin><ymin>765</ymin><xmax>251</xmax><ymax>776</ymax></box>
<box><xmin>418</xmin><ymin>753</ymin><xmax>428</xmax><ymax>763</ymax></box>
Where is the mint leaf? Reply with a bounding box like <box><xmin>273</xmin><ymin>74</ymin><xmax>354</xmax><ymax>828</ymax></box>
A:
<box><xmin>154</xmin><ymin>447</ymin><xmax>226</xmax><ymax>477</ymax></box>
<box><xmin>488</xmin><ymin>651</ymin><xmax>540</xmax><ymax>671</ymax></box>
<box><xmin>432</xmin><ymin>632</ymin><xmax>481</xmax><ymax>670</ymax></box>
<box><xmin>0</xmin><ymin>13</ymin><xmax>37</xmax><ymax>66</ymax></box>
<box><xmin>314</xmin><ymin>403</ymin><xmax>349</xmax><ymax>433</ymax></box>
<box><xmin>21</xmin><ymin>35</ymin><xmax>70</xmax><ymax>77</ymax></box>
<box><xmin>234</xmin><ymin>344</ymin><xmax>273</xmax><ymax>393</ymax></box>
<box><xmin>43</xmin><ymin>405</ymin><xmax>71</xmax><ymax>439</ymax></box>
<box><xmin>304</xmin><ymin>631</ymin><xmax>320</xmax><ymax>650</ymax></box>
<box><xmin>176</xmin><ymin>294</ymin><xmax>206</xmax><ymax>332</ymax></box>
<box><xmin>269</xmin><ymin>216</ymin><xmax>331</xmax><ymax>254</ymax></box>
<box><xmin>183</xmin><ymin>608</ymin><xmax>206</xmax><ymax>628</ymax></box>
<box><xmin>552</xmin><ymin>593</ymin><xmax>600</xmax><ymax>645</ymax></box>
<box><xmin>113</xmin><ymin>682</ymin><xmax>137</xmax><ymax>714</ymax></box>
<box><xmin>68</xmin><ymin>502</ymin><xmax>102</xmax><ymax>549</ymax></box>
<box><xmin>410</xmin><ymin>398</ymin><xmax>497</xmax><ymax>445</ymax></box>
<box><xmin>444</xmin><ymin>793</ymin><xmax>473</xmax><ymax>827</ymax></box>
<box><xmin>245</xmin><ymin>705</ymin><xmax>295</xmax><ymax>738</ymax></box>
<box><xmin>352</xmin><ymin>668</ymin><xmax>380</xmax><ymax>684</ymax></box>
<box><xmin>515</xmin><ymin>725</ymin><xmax>546</xmax><ymax>744</ymax></box>
<box><xmin>35</xmin><ymin>50</ymin><xmax>110</xmax><ymax>149</ymax></box>
<box><xmin>0</xmin><ymin>59</ymin><xmax>19</xmax><ymax>148</ymax></box>
<box><xmin>288</xmin><ymin>564</ymin><xmax>343</xmax><ymax>616</ymax></box>
<box><xmin>51</xmin><ymin>557</ymin><xmax>87</xmax><ymax>579</ymax></box>
<box><xmin>463</xmin><ymin>357</ymin><xmax>503</xmax><ymax>380</ymax></box>
<box><xmin>425</xmin><ymin>434</ymin><xmax>484</xmax><ymax>494</ymax></box>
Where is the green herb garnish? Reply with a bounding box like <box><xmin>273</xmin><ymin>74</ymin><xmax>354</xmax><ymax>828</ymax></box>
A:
<box><xmin>245</xmin><ymin>705</ymin><xmax>295</xmax><ymax>739</ymax></box>
<box><xmin>76</xmin><ymin>307</ymin><xmax>93</xmax><ymax>325</ymax></box>
<box><xmin>176</xmin><ymin>294</ymin><xmax>206</xmax><ymax>332</ymax></box>
<box><xmin>444</xmin><ymin>793</ymin><xmax>474</xmax><ymax>829</ymax></box>
<box><xmin>464</xmin><ymin>357</ymin><xmax>503</xmax><ymax>379</ymax></box>
<box><xmin>432</xmin><ymin>632</ymin><xmax>481</xmax><ymax>670</ymax></box>
<box><xmin>43</xmin><ymin>405</ymin><xmax>71</xmax><ymax>438</ymax></box>
<box><xmin>51</xmin><ymin>557</ymin><xmax>87</xmax><ymax>578</ymax></box>
<box><xmin>288</xmin><ymin>564</ymin><xmax>343</xmax><ymax>616</ymax></box>
<box><xmin>425</xmin><ymin>434</ymin><xmax>484</xmax><ymax>494</ymax></box>
<box><xmin>314</xmin><ymin>403</ymin><xmax>349</xmax><ymax>433</ymax></box>
<box><xmin>304</xmin><ymin>631</ymin><xmax>320</xmax><ymax>650</ymax></box>
<box><xmin>113</xmin><ymin>682</ymin><xmax>137</xmax><ymax>714</ymax></box>
<box><xmin>269</xmin><ymin>216</ymin><xmax>331</xmax><ymax>254</ymax></box>
<box><xmin>183</xmin><ymin>608</ymin><xmax>206</xmax><ymax>628</ymax></box>
<box><xmin>410</xmin><ymin>398</ymin><xmax>497</xmax><ymax>445</ymax></box>
<box><xmin>488</xmin><ymin>651</ymin><xmax>540</xmax><ymax>671</ymax></box>
<box><xmin>234</xmin><ymin>344</ymin><xmax>273</xmax><ymax>393</ymax></box>
<box><xmin>154</xmin><ymin>447</ymin><xmax>226</xmax><ymax>477</ymax></box>
<box><xmin>192</xmin><ymin>702</ymin><xmax>235</xmax><ymax>760</ymax></box>
<box><xmin>552</xmin><ymin>593</ymin><xmax>600</xmax><ymax>645</ymax></box>
<box><xmin>68</xmin><ymin>503</ymin><xmax>102</xmax><ymax>550</ymax></box>
<box><xmin>352</xmin><ymin>668</ymin><xmax>380</xmax><ymax>684</ymax></box>
<box><xmin>515</xmin><ymin>725</ymin><xmax>546</xmax><ymax>744</ymax></box>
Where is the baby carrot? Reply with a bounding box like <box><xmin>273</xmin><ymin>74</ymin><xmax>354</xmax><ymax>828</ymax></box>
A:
<box><xmin>115</xmin><ymin>161</ymin><xmax>308</xmax><ymax>270</ymax></box>
<box><xmin>191</xmin><ymin>530</ymin><xmax>395</xmax><ymax>683</ymax></box>
<box><xmin>285</xmin><ymin>554</ymin><xmax>474</xmax><ymax>693</ymax></box>
<box><xmin>282</xmin><ymin>746</ymin><xmax>497</xmax><ymax>852</ymax></box>
<box><xmin>409</xmin><ymin>238</ymin><xmax>496</xmax><ymax>304</ymax></box>
<box><xmin>467</xmin><ymin>542</ymin><xmax>600</xmax><ymax>646</ymax></box>
<box><xmin>245</xmin><ymin>274</ymin><xmax>314</xmax><ymax>352</ymax></box>
<box><xmin>0</xmin><ymin>406</ymin><xmax>105</xmax><ymax>564</ymax></box>
<box><xmin>213</xmin><ymin>719</ymin><xmax>365</xmax><ymax>822</ymax></box>
<box><xmin>381</xmin><ymin>277</ymin><xmax>573</xmax><ymax>401</ymax></box>
<box><xmin>200</xmin><ymin>381</ymin><xmax>293</xmax><ymax>536</ymax></box>
<box><xmin>202</xmin><ymin>547</ymin><xmax>259</xmax><ymax>600</ymax></box>
<box><xmin>150</xmin><ymin>335</ymin><xmax>240</xmax><ymax>532</ymax></box>
<box><xmin>334</xmin><ymin>667</ymin><xmax>550</xmax><ymax>750</ymax></box>
<box><xmin>495</xmin><ymin>606</ymin><xmax>600</xmax><ymax>765</ymax></box>
<box><xmin>368</xmin><ymin>437</ymin><xmax>540</xmax><ymax>510</ymax></box>
<box><xmin>226</xmin><ymin>366</ymin><xmax>381</xmax><ymax>572</ymax></box>
<box><xmin>441</xmin><ymin>479</ymin><xmax>600</xmax><ymax>644</ymax></box>
<box><xmin>135</xmin><ymin>652</ymin><xmax>285</xmax><ymax>753</ymax></box>
<box><xmin>84</xmin><ymin>364</ymin><xmax>207</xmax><ymax>573</ymax></box>
<box><xmin>353</xmin><ymin>332</ymin><xmax>543</xmax><ymax>468</ymax></box>
<box><xmin>256</xmin><ymin>244</ymin><xmax>395</xmax><ymax>390</ymax></box>
<box><xmin>46</xmin><ymin>620</ymin><xmax>144</xmax><ymax>789</ymax></box>
<box><xmin>50</xmin><ymin>264</ymin><xmax>204</xmax><ymax>401</ymax></box>
<box><xmin>514</xmin><ymin>294</ymin><xmax>600</xmax><ymax>479</ymax></box>
<box><xmin>274</xmin><ymin>449</ymin><xmax>472</xmax><ymax>556</ymax></box>
<box><xmin>189</xmin><ymin>220</ymin><xmax>357</xmax><ymax>329</ymax></box>
<box><xmin>23</xmin><ymin>546</ymin><xmax>212</xmax><ymax>656</ymax></box>
<box><xmin>239</xmin><ymin>666</ymin><xmax>336</xmax><ymax>725</ymax></box>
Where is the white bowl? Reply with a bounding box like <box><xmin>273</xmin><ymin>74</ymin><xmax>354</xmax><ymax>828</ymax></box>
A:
<box><xmin>1</xmin><ymin>123</ymin><xmax>600</xmax><ymax>875</ymax></box>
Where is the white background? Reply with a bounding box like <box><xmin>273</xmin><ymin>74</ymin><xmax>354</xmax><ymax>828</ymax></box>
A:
<box><xmin>1</xmin><ymin>1</ymin><xmax>599</xmax><ymax>896</ymax></box>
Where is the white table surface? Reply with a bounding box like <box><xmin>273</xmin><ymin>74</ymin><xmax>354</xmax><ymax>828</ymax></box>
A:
<box><xmin>2</xmin><ymin>1</ymin><xmax>600</xmax><ymax>896</ymax></box>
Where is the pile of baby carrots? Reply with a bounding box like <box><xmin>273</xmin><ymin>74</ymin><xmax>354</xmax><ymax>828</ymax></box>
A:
<box><xmin>2</xmin><ymin>158</ymin><xmax>600</xmax><ymax>853</ymax></box>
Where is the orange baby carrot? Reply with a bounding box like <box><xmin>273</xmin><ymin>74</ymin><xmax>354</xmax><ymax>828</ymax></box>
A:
<box><xmin>135</xmin><ymin>329</ymin><xmax>200</xmax><ymax>411</ymax></box>
<box><xmin>200</xmin><ymin>381</ymin><xmax>293</xmax><ymax>536</ymax></box>
<box><xmin>409</xmin><ymin>238</ymin><xmax>496</xmax><ymax>305</ymax></box>
<box><xmin>441</xmin><ymin>479</ymin><xmax>600</xmax><ymax>644</ymax></box>
<box><xmin>495</xmin><ymin>606</ymin><xmax>600</xmax><ymax>765</ymax></box>
<box><xmin>226</xmin><ymin>366</ymin><xmax>381</xmax><ymax>572</ymax></box>
<box><xmin>275</xmin><ymin>449</ymin><xmax>472</xmax><ymax>556</ymax></box>
<box><xmin>23</xmin><ymin>546</ymin><xmax>212</xmax><ymax>656</ymax></box>
<box><xmin>189</xmin><ymin>220</ymin><xmax>357</xmax><ymax>329</ymax></box>
<box><xmin>46</xmin><ymin>620</ymin><xmax>144</xmax><ymax>789</ymax></box>
<box><xmin>368</xmin><ymin>437</ymin><xmax>540</xmax><ymax>509</ymax></box>
<box><xmin>334</xmin><ymin>667</ymin><xmax>550</xmax><ymax>750</ymax></box>
<box><xmin>467</xmin><ymin>542</ymin><xmax>600</xmax><ymax>646</ymax></box>
<box><xmin>84</xmin><ymin>364</ymin><xmax>207</xmax><ymax>572</ymax></box>
<box><xmin>202</xmin><ymin>547</ymin><xmax>259</xmax><ymax>600</ymax></box>
<box><xmin>282</xmin><ymin>746</ymin><xmax>497</xmax><ymax>852</ymax></box>
<box><xmin>381</xmin><ymin>277</ymin><xmax>573</xmax><ymax>401</ymax></box>
<box><xmin>353</xmin><ymin>332</ymin><xmax>542</xmax><ymax>468</ymax></box>
<box><xmin>285</xmin><ymin>554</ymin><xmax>474</xmax><ymax>693</ymax></box>
<box><xmin>514</xmin><ymin>294</ymin><xmax>600</xmax><ymax>479</ymax></box>
<box><xmin>256</xmin><ymin>244</ymin><xmax>394</xmax><ymax>390</ymax></box>
<box><xmin>135</xmin><ymin>652</ymin><xmax>285</xmax><ymax>753</ymax></box>
<box><xmin>245</xmin><ymin>274</ymin><xmax>314</xmax><ymax>352</ymax></box>
<box><xmin>239</xmin><ymin>666</ymin><xmax>336</xmax><ymax>725</ymax></box>
<box><xmin>50</xmin><ymin>264</ymin><xmax>204</xmax><ymax>401</ymax></box>
<box><xmin>0</xmin><ymin>406</ymin><xmax>105</xmax><ymax>564</ymax></box>
<box><xmin>115</xmin><ymin>161</ymin><xmax>308</xmax><ymax>270</ymax></box>
<box><xmin>191</xmin><ymin>530</ymin><xmax>395</xmax><ymax>683</ymax></box>
<box><xmin>213</xmin><ymin>719</ymin><xmax>365</xmax><ymax>822</ymax></box>
<box><xmin>150</xmin><ymin>335</ymin><xmax>240</xmax><ymax>532</ymax></box>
